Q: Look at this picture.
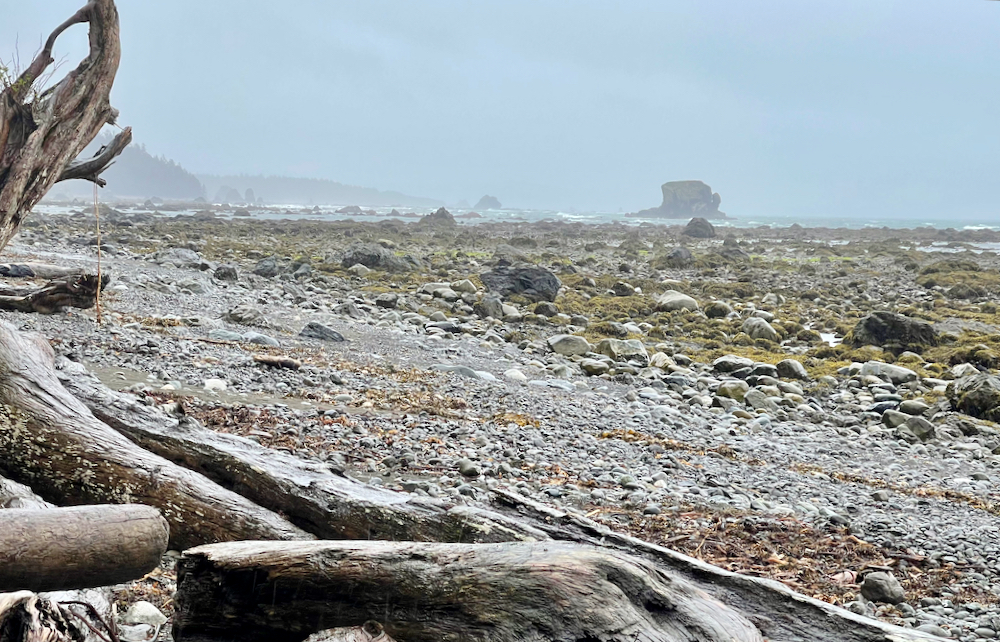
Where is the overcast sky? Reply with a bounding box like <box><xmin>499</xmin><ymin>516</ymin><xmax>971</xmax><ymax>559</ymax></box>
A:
<box><xmin>3</xmin><ymin>1</ymin><xmax>998</xmax><ymax>217</ymax></box>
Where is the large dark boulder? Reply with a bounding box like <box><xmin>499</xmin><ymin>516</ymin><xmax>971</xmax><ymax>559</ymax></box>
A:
<box><xmin>654</xmin><ymin>246</ymin><xmax>693</xmax><ymax>269</ymax></box>
<box><xmin>634</xmin><ymin>180</ymin><xmax>727</xmax><ymax>219</ymax></box>
<box><xmin>480</xmin><ymin>266</ymin><xmax>562</xmax><ymax>302</ymax></box>
<box><xmin>416</xmin><ymin>207</ymin><xmax>456</xmax><ymax>228</ymax></box>
<box><xmin>340</xmin><ymin>243</ymin><xmax>423</xmax><ymax>273</ymax></box>
<box><xmin>683</xmin><ymin>217</ymin><xmax>716</xmax><ymax>239</ymax></box>
<box><xmin>847</xmin><ymin>311</ymin><xmax>938</xmax><ymax>350</ymax></box>
<box><xmin>714</xmin><ymin>236</ymin><xmax>749</xmax><ymax>262</ymax></box>
<box><xmin>252</xmin><ymin>256</ymin><xmax>281</xmax><ymax>278</ymax></box>
<box><xmin>299</xmin><ymin>322</ymin><xmax>346</xmax><ymax>342</ymax></box>
<box><xmin>947</xmin><ymin>374</ymin><xmax>1000</xmax><ymax>421</ymax></box>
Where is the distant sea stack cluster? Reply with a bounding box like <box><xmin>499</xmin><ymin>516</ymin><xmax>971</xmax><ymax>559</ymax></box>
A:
<box><xmin>632</xmin><ymin>180</ymin><xmax>727</xmax><ymax>220</ymax></box>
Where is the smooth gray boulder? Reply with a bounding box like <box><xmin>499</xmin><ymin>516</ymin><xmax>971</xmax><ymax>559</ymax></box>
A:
<box><xmin>742</xmin><ymin>317</ymin><xmax>780</xmax><ymax>342</ymax></box>
<box><xmin>473</xmin><ymin>296</ymin><xmax>505</xmax><ymax>320</ymax></box>
<box><xmin>947</xmin><ymin>373</ymin><xmax>1000</xmax><ymax>421</ymax></box>
<box><xmin>713</xmin><ymin>355</ymin><xmax>754</xmax><ymax>373</ymax></box>
<box><xmin>776</xmin><ymin>359</ymin><xmax>810</xmax><ymax>380</ymax></box>
<box><xmin>300</xmin><ymin>322</ymin><xmax>346</xmax><ymax>342</ymax></box>
<box><xmin>547</xmin><ymin>334</ymin><xmax>591</xmax><ymax>357</ymax></box>
<box><xmin>683</xmin><ymin>217</ymin><xmax>717</xmax><ymax>238</ymax></box>
<box><xmin>655</xmin><ymin>290</ymin><xmax>699</xmax><ymax>312</ymax></box>
<box><xmin>480</xmin><ymin>266</ymin><xmax>561</xmax><ymax>302</ymax></box>
<box><xmin>860</xmin><ymin>361</ymin><xmax>918</xmax><ymax>385</ymax></box>
<box><xmin>594</xmin><ymin>338</ymin><xmax>649</xmax><ymax>365</ymax></box>
<box><xmin>860</xmin><ymin>572</ymin><xmax>905</xmax><ymax>604</ymax></box>
<box><xmin>341</xmin><ymin>243</ymin><xmax>423</xmax><ymax>272</ymax></box>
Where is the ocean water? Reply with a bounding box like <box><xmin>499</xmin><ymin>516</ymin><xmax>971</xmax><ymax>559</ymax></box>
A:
<box><xmin>34</xmin><ymin>201</ymin><xmax>999</xmax><ymax>232</ymax></box>
<box><xmin>229</xmin><ymin>206</ymin><xmax>1000</xmax><ymax>231</ymax></box>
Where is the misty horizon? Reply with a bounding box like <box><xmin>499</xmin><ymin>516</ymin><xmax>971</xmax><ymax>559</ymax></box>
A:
<box><xmin>4</xmin><ymin>1</ymin><xmax>998</xmax><ymax>219</ymax></box>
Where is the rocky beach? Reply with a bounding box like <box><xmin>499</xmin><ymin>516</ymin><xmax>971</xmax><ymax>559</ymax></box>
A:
<box><xmin>8</xmin><ymin>202</ymin><xmax>1000</xmax><ymax>640</ymax></box>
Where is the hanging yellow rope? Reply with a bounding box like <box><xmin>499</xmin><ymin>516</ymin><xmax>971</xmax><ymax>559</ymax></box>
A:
<box><xmin>93</xmin><ymin>182</ymin><xmax>102</xmax><ymax>326</ymax></box>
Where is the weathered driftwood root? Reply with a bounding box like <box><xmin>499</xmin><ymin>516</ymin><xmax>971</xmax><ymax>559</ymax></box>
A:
<box><xmin>0</xmin><ymin>274</ymin><xmax>109</xmax><ymax>313</ymax></box>
<box><xmin>0</xmin><ymin>589</ymin><xmax>116</xmax><ymax>642</ymax></box>
<box><xmin>0</xmin><ymin>504</ymin><xmax>167</xmax><ymax>592</ymax></box>
<box><xmin>173</xmin><ymin>540</ymin><xmax>764</xmax><ymax>642</ymax></box>
<box><xmin>57</xmin><ymin>357</ymin><xmax>548</xmax><ymax>543</ymax></box>
<box><xmin>0</xmin><ymin>322</ymin><xmax>311</xmax><ymax>549</ymax></box>
<box><xmin>0</xmin><ymin>0</ymin><xmax>128</xmax><ymax>253</ymax></box>
<box><xmin>488</xmin><ymin>489</ymin><xmax>940</xmax><ymax>642</ymax></box>
<box><xmin>0</xmin><ymin>474</ymin><xmax>51</xmax><ymax>509</ymax></box>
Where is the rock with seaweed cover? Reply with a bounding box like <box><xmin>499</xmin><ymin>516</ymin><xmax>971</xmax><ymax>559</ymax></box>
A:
<box><xmin>947</xmin><ymin>373</ymin><xmax>1000</xmax><ymax>421</ymax></box>
<box><xmin>340</xmin><ymin>243</ymin><xmax>423</xmax><ymax>272</ymax></box>
<box><xmin>847</xmin><ymin>311</ymin><xmax>937</xmax><ymax>350</ymax></box>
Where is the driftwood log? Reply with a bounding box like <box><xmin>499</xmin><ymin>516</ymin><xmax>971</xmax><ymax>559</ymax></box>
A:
<box><xmin>0</xmin><ymin>504</ymin><xmax>167</xmax><ymax>592</ymax></box>
<box><xmin>0</xmin><ymin>478</ymin><xmax>130</xmax><ymax>642</ymax></box>
<box><xmin>0</xmin><ymin>274</ymin><xmax>108</xmax><ymax>313</ymax></box>
<box><xmin>57</xmin><ymin>357</ymin><xmax>547</xmax><ymax>543</ymax></box>
<box><xmin>173</xmin><ymin>540</ymin><xmax>763</xmax><ymax>642</ymax></box>
<box><xmin>0</xmin><ymin>264</ymin><xmax>85</xmax><ymax>280</ymax></box>
<box><xmin>0</xmin><ymin>321</ymin><xmax>311</xmax><ymax>549</ymax></box>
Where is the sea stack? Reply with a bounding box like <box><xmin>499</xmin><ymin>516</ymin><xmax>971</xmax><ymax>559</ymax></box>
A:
<box><xmin>634</xmin><ymin>180</ymin><xmax>727</xmax><ymax>219</ymax></box>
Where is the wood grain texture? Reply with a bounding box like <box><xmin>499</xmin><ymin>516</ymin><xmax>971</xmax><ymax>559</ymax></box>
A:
<box><xmin>173</xmin><ymin>540</ymin><xmax>763</xmax><ymax>642</ymax></box>
<box><xmin>0</xmin><ymin>0</ymin><xmax>128</xmax><ymax>252</ymax></box>
<box><xmin>0</xmin><ymin>504</ymin><xmax>167</xmax><ymax>592</ymax></box>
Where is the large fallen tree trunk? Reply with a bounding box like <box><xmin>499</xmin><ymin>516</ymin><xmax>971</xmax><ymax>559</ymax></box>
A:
<box><xmin>0</xmin><ymin>321</ymin><xmax>311</xmax><ymax>549</ymax></box>
<box><xmin>173</xmin><ymin>540</ymin><xmax>764</xmax><ymax>642</ymax></box>
<box><xmin>57</xmin><ymin>357</ymin><xmax>548</xmax><ymax>544</ymax></box>
<box><xmin>0</xmin><ymin>504</ymin><xmax>167</xmax><ymax>592</ymax></box>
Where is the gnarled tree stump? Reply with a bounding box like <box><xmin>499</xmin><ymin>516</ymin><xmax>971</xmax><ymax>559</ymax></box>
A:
<box><xmin>0</xmin><ymin>0</ymin><xmax>130</xmax><ymax>252</ymax></box>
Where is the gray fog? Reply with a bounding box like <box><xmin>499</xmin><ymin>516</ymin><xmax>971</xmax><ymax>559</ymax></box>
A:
<box><xmin>3</xmin><ymin>1</ymin><xmax>998</xmax><ymax>218</ymax></box>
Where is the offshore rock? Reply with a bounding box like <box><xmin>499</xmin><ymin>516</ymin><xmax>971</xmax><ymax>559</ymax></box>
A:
<box><xmin>634</xmin><ymin>180</ymin><xmax>727</xmax><ymax>219</ymax></box>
